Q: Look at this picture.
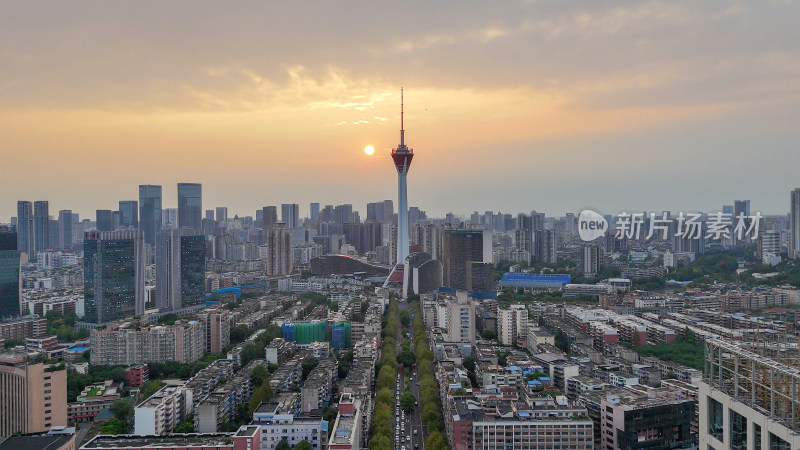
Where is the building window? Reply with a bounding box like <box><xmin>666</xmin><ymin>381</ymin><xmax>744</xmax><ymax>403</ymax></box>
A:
<box><xmin>708</xmin><ymin>397</ymin><xmax>723</xmax><ymax>442</ymax></box>
<box><xmin>753</xmin><ymin>423</ymin><xmax>761</xmax><ymax>449</ymax></box>
<box><xmin>729</xmin><ymin>410</ymin><xmax>747</xmax><ymax>450</ymax></box>
<box><xmin>770</xmin><ymin>433</ymin><xmax>790</xmax><ymax>450</ymax></box>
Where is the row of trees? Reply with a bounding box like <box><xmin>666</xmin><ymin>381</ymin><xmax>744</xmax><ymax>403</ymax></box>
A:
<box><xmin>410</xmin><ymin>301</ymin><xmax>448</xmax><ymax>450</ymax></box>
<box><xmin>369</xmin><ymin>299</ymin><xmax>400</xmax><ymax>450</ymax></box>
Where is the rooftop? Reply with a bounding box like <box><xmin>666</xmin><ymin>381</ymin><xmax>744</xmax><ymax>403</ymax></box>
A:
<box><xmin>81</xmin><ymin>433</ymin><xmax>237</xmax><ymax>449</ymax></box>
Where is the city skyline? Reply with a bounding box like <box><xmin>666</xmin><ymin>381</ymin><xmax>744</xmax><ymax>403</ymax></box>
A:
<box><xmin>2</xmin><ymin>2</ymin><xmax>800</xmax><ymax>219</ymax></box>
<box><xmin>4</xmin><ymin>185</ymin><xmax>798</xmax><ymax>225</ymax></box>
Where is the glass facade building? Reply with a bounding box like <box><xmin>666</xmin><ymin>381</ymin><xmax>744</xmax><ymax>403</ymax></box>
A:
<box><xmin>83</xmin><ymin>230</ymin><xmax>144</xmax><ymax>324</ymax></box>
<box><xmin>155</xmin><ymin>229</ymin><xmax>206</xmax><ymax>311</ymax></box>
<box><xmin>119</xmin><ymin>200</ymin><xmax>138</xmax><ymax>228</ymax></box>
<box><xmin>33</xmin><ymin>201</ymin><xmax>49</xmax><ymax>257</ymax></box>
<box><xmin>96</xmin><ymin>209</ymin><xmax>114</xmax><ymax>231</ymax></box>
<box><xmin>0</xmin><ymin>229</ymin><xmax>21</xmax><ymax>318</ymax></box>
<box><xmin>139</xmin><ymin>185</ymin><xmax>162</xmax><ymax>245</ymax></box>
<box><xmin>177</xmin><ymin>183</ymin><xmax>202</xmax><ymax>231</ymax></box>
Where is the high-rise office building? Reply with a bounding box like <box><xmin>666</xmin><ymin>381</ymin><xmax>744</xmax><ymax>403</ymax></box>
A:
<box><xmin>281</xmin><ymin>203</ymin><xmax>300</xmax><ymax>229</ymax></box>
<box><xmin>163</xmin><ymin>208</ymin><xmax>178</xmax><ymax>226</ymax></box>
<box><xmin>582</xmin><ymin>243</ymin><xmax>603</xmax><ymax>276</ymax></box>
<box><xmin>33</xmin><ymin>201</ymin><xmax>49</xmax><ymax>257</ymax></box>
<box><xmin>310</xmin><ymin>203</ymin><xmax>320</xmax><ymax>221</ymax></box>
<box><xmin>155</xmin><ymin>229</ymin><xmax>206</xmax><ymax>312</ymax></box>
<box><xmin>119</xmin><ymin>200</ymin><xmax>138</xmax><ymax>228</ymax></box>
<box><xmin>16</xmin><ymin>201</ymin><xmax>33</xmax><ymax>255</ymax></box>
<box><xmin>412</xmin><ymin>223</ymin><xmax>441</xmax><ymax>260</ymax></box>
<box><xmin>791</xmin><ymin>188</ymin><xmax>800</xmax><ymax>259</ymax></box>
<box><xmin>47</xmin><ymin>219</ymin><xmax>59</xmax><ymax>250</ymax></box>
<box><xmin>441</xmin><ymin>229</ymin><xmax>489</xmax><ymax>290</ymax></box>
<box><xmin>734</xmin><ymin>200</ymin><xmax>751</xmax><ymax>218</ymax></box>
<box><xmin>96</xmin><ymin>209</ymin><xmax>114</xmax><ymax>231</ymax></box>
<box><xmin>535</xmin><ymin>229</ymin><xmax>557</xmax><ymax>263</ymax></box>
<box><xmin>177</xmin><ymin>183</ymin><xmax>202</xmax><ymax>231</ymax></box>
<box><xmin>83</xmin><ymin>230</ymin><xmax>145</xmax><ymax>324</ymax></box>
<box><xmin>0</xmin><ymin>354</ymin><xmax>67</xmax><ymax>437</ymax></box>
<box><xmin>0</xmin><ymin>227</ymin><xmax>21</xmax><ymax>318</ymax></box>
<box><xmin>58</xmin><ymin>209</ymin><xmax>73</xmax><ymax>251</ymax></box>
<box><xmin>265</xmin><ymin>223</ymin><xmax>292</xmax><ymax>276</ymax></box>
<box><xmin>139</xmin><ymin>185</ymin><xmax>162</xmax><ymax>246</ymax></box>
<box><xmin>205</xmin><ymin>209</ymin><xmax>214</xmax><ymax>221</ymax></box>
<box><xmin>262</xmin><ymin>206</ymin><xmax>278</xmax><ymax>231</ymax></box>
<box><xmin>215</xmin><ymin>207</ymin><xmax>227</xmax><ymax>223</ymax></box>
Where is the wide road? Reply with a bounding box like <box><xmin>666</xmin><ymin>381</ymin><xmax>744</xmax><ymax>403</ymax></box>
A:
<box><xmin>397</xmin><ymin>300</ymin><xmax>428</xmax><ymax>450</ymax></box>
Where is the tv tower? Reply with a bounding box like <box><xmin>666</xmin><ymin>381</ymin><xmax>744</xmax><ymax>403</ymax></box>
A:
<box><xmin>384</xmin><ymin>89</ymin><xmax>414</xmax><ymax>291</ymax></box>
<box><xmin>392</xmin><ymin>88</ymin><xmax>413</xmax><ymax>265</ymax></box>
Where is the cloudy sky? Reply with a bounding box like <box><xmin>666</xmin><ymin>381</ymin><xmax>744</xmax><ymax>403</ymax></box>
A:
<box><xmin>2</xmin><ymin>1</ymin><xmax>799</xmax><ymax>220</ymax></box>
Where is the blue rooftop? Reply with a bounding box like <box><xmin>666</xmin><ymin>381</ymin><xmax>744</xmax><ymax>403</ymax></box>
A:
<box><xmin>499</xmin><ymin>272</ymin><xmax>571</xmax><ymax>287</ymax></box>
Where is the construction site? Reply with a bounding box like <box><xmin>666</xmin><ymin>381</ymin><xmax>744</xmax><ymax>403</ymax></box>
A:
<box><xmin>701</xmin><ymin>335</ymin><xmax>800</xmax><ymax>450</ymax></box>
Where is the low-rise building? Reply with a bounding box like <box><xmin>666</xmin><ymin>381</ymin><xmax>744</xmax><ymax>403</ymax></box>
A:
<box><xmin>252</xmin><ymin>393</ymin><xmax>328</xmax><ymax>450</ymax></box>
<box><xmin>80</xmin><ymin>425</ymin><xmax>261</xmax><ymax>450</ymax></box>
<box><xmin>134</xmin><ymin>385</ymin><xmax>191</xmax><ymax>435</ymax></box>
<box><xmin>68</xmin><ymin>380</ymin><xmax>121</xmax><ymax>423</ymax></box>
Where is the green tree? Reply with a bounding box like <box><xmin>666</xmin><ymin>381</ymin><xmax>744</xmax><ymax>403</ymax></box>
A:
<box><xmin>301</xmin><ymin>357</ymin><xmax>319</xmax><ymax>380</ymax></box>
<box><xmin>396</xmin><ymin>351</ymin><xmax>416</xmax><ymax>367</ymax></box>
<box><xmin>425</xmin><ymin>431</ymin><xmax>449</xmax><ymax>450</ymax></box>
<box><xmin>462</xmin><ymin>356</ymin><xmax>476</xmax><ymax>372</ymax></box>
<box><xmin>100</xmin><ymin>418</ymin><xmax>126</xmax><ymax>434</ymax></box>
<box><xmin>240</xmin><ymin>343</ymin><xmax>261</xmax><ymax>367</ymax></box>
<box><xmin>174</xmin><ymin>418</ymin><xmax>195</xmax><ymax>433</ymax></box>
<box><xmin>139</xmin><ymin>380</ymin><xmax>165</xmax><ymax>399</ymax></box>
<box><xmin>399</xmin><ymin>310</ymin><xmax>410</xmax><ymax>326</ymax></box>
<box><xmin>369</xmin><ymin>434</ymin><xmax>392</xmax><ymax>450</ymax></box>
<box><xmin>111</xmin><ymin>397</ymin><xmax>135</xmax><ymax>432</ymax></box>
<box><xmin>248</xmin><ymin>379</ymin><xmax>274</xmax><ymax>417</ymax></box>
<box><xmin>295</xmin><ymin>441</ymin><xmax>313</xmax><ymax>450</ymax></box>
<box><xmin>250</xmin><ymin>365</ymin><xmax>269</xmax><ymax>387</ymax></box>
<box><xmin>230</xmin><ymin>324</ymin><xmax>251</xmax><ymax>345</ymax></box>
<box><xmin>275</xmin><ymin>439</ymin><xmax>291</xmax><ymax>450</ymax></box>
<box><xmin>400</xmin><ymin>391</ymin><xmax>416</xmax><ymax>413</ymax></box>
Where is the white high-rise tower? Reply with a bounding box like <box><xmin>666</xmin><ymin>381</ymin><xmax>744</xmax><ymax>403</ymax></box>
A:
<box><xmin>384</xmin><ymin>89</ymin><xmax>414</xmax><ymax>291</ymax></box>
<box><xmin>393</xmin><ymin>89</ymin><xmax>413</xmax><ymax>263</ymax></box>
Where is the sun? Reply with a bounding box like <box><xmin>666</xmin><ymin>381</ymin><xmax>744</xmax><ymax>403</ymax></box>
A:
<box><xmin>364</xmin><ymin>145</ymin><xmax>375</xmax><ymax>156</ymax></box>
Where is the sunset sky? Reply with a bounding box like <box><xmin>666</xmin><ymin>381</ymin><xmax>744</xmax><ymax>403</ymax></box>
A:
<box><xmin>2</xmin><ymin>1</ymin><xmax>800</xmax><ymax>220</ymax></box>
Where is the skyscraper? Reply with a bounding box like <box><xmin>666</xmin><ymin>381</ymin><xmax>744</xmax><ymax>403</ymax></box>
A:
<box><xmin>310</xmin><ymin>203</ymin><xmax>320</xmax><ymax>221</ymax></box>
<box><xmin>261</xmin><ymin>206</ymin><xmax>277</xmax><ymax>231</ymax></box>
<box><xmin>96</xmin><ymin>209</ymin><xmax>114</xmax><ymax>231</ymax></box>
<box><xmin>177</xmin><ymin>183</ymin><xmax>202</xmax><ymax>231</ymax></box>
<box><xmin>83</xmin><ymin>230</ymin><xmax>145</xmax><ymax>324</ymax></box>
<box><xmin>0</xmin><ymin>227</ymin><xmax>21</xmax><ymax>318</ymax></box>
<box><xmin>16</xmin><ymin>201</ymin><xmax>33</xmax><ymax>255</ymax></box>
<box><xmin>281</xmin><ymin>203</ymin><xmax>300</xmax><ymax>229</ymax></box>
<box><xmin>215</xmin><ymin>207</ymin><xmax>227</xmax><ymax>223</ymax></box>
<box><xmin>33</xmin><ymin>201</ymin><xmax>49</xmax><ymax>257</ymax></box>
<box><xmin>441</xmin><ymin>229</ymin><xmax>488</xmax><ymax>290</ymax></box>
<box><xmin>265</xmin><ymin>222</ymin><xmax>292</xmax><ymax>275</ymax></box>
<box><xmin>58</xmin><ymin>209</ymin><xmax>73</xmax><ymax>251</ymax></box>
<box><xmin>139</xmin><ymin>185</ymin><xmax>162</xmax><ymax>245</ymax></box>
<box><xmin>155</xmin><ymin>228</ymin><xmax>206</xmax><ymax>312</ymax></box>
<box><xmin>791</xmin><ymin>188</ymin><xmax>800</xmax><ymax>259</ymax></box>
<box><xmin>392</xmin><ymin>90</ymin><xmax>413</xmax><ymax>265</ymax></box>
<box><xmin>119</xmin><ymin>200</ymin><xmax>138</xmax><ymax>228</ymax></box>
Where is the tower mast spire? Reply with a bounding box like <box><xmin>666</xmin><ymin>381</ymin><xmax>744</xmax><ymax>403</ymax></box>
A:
<box><xmin>400</xmin><ymin>87</ymin><xmax>405</xmax><ymax>146</ymax></box>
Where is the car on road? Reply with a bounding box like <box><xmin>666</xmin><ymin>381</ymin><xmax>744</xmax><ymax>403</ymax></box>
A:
<box><xmin>414</xmin><ymin>429</ymin><xmax>418</xmax><ymax>435</ymax></box>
